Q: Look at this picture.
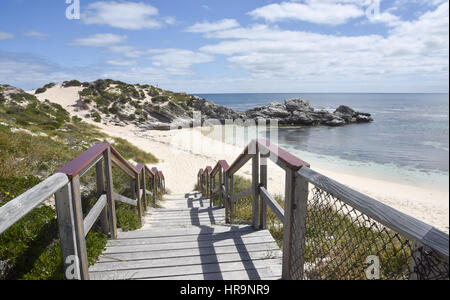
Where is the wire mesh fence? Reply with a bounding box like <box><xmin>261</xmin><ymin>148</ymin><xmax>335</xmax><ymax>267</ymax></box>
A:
<box><xmin>289</xmin><ymin>185</ymin><xmax>449</xmax><ymax>280</ymax></box>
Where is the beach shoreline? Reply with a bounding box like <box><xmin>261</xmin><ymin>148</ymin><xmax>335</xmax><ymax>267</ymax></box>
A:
<box><xmin>29</xmin><ymin>85</ymin><xmax>449</xmax><ymax>232</ymax></box>
<box><xmin>93</xmin><ymin>123</ymin><xmax>449</xmax><ymax>233</ymax></box>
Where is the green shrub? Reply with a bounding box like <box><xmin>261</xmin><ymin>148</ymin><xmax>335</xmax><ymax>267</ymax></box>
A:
<box><xmin>152</xmin><ymin>95</ymin><xmax>169</xmax><ymax>103</ymax></box>
<box><xmin>43</xmin><ymin>83</ymin><xmax>56</xmax><ymax>89</ymax></box>
<box><xmin>62</xmin><ymin>80</ymin><xmax>82</xmax><ymax>87</ymax></box>
<box><xmin>35</xmin><ymin>88</ymin><xmax>47</xmax><ymax>94</ymax></box>
<box><xmin>91</xmin><ymin>112</ymin><xmax>102</xmax><ymax>123</ymax></box>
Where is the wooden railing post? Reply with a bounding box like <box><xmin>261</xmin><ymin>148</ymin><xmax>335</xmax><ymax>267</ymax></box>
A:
<box><xmin>141</xmin><ymin>169</ymin><xmax>147</xmax><ymax>210</ymax></box>
<box><xmin>229</xmin><ymin>174</ymin><xmax>234</xmax><ymax>223</ymax></box>
<box><xmin>209</xmin><ymin>173</ymin><xmax>213</xmax><ymax>207</ymax></box>
<box><xmin>202</xmin><ymin>173</ymin><xmax>205</xmax><ymax>195</ymax></box>
<box><xmin>95</xmin><ymin>160</ymin><xmax>109</xmax><ymax>235</ymax></box>
<box><xmin>206</xmin><ymin>172</ymin><xmax>209</xmax><ymax>198</ymax></box>
<box><xmin>224</xmin><ymin>171</ymin><xmax>230</xmax><ymax>223</ymax></box>
<box><xmin>252</xmin><ymin>152</ymin><xmax>260</xmax><ymax>230</ymax></box>
<box><xmin>154</xmin><ymin>174</ymin><xmax>158</xmax><ymax>204</ymax></box>
<box><xmin>69</xmin><ymin>175</ymin><xmax>89</xmax><ymax>280</ymax></box>
<box><xmin>104</xmin><ymin>148</ymin><xmax>117</xmax><ymax>239</ymax></box>
<box><xmin>282</xmin><ymin>170</ymin><xmax>308</xmax><ymax>280</ymax></box>
<box><xmin>260</xmin><ymin>155</ymin><xmax>268</xmax><ymax>230</ymax></box>
<box><xmin>219</xmin><ymin>168</ymin><xmax>223</xmax><ymax>208</ymax></box>
<box><xmin>134</xmin><ymin>174</ymin><xmax>143</xmax><ymax>222</ymax></box>
<box><xmin>55</xmin><ymin>182</ymin><xmax>80</xmax><ymax>280</ymax></box>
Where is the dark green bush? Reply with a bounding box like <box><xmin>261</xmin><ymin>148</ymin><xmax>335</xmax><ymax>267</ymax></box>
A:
<box><xmin>62</xmin><ymin>80</ymin><xmax>82</xmax><ymax>87</ymax></box>
<box><xmin>35</xmin><ymin>88</ymin><xmax>47</xmax><ymax>94</ymax></box>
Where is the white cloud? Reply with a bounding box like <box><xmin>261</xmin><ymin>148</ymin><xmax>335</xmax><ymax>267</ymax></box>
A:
<box><xmin>248</xmin><ymin>1</ymin><xmax>365</xmax><ymax>25</ymax></box>
<box><xmin>195</xmin><ymin>2</ymin><xmax>448</xmax><ymax>86</ymax></box>
<box><xmin>165</xmin><ymin>16</ymin><xmax>177</xmax><ymax>25</ymax></box>
<box><xmin>106</xmin><ymin>59</ymin><xmax>138</xmax><ymax>66</ymax></box>
<box><xmin>82</xmin><ymin>1</ymin><xmax>162</xmax><ymax>30</ymax></box>
<box><xmin>105</xmin><ymin>45</ymin><xmax>144</xmax><ymax>58</ymax></box>
<box><xmin>149</xmin><ymin>49</ymin><xmax>215</xmax><ymax>74</ymax></box>
<box><xmin>71</xmin><ymin>33</ymin><xmax>127</xmax><ymax>47</ymax></box>
<box><xmin>0</xmin><ymin>31</ymin><xmax>14</xmax><ymax>40</ymax></box>
<box><xmin>186</xmin><ymin>19</ymin><xmax>240</xmax><ymax>33</ymax></box>
<box><xmin>24</xmin><ymin>31</ymin><xmax>50</xmax><ymax>40</ymax></box>
<box><xmin>367</xmin><ymin>11</ymin><xmax>402</xmax><ymax>27</ymax></box>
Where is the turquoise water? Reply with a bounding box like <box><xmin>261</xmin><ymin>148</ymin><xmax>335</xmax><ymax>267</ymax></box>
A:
<box><xmin>195</xmin><ymin>93</ymin><xmax>449</xmax><ymax>192</ymax></box>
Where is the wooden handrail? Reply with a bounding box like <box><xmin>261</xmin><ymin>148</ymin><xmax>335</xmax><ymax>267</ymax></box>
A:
<box><xmin>199</xmin><ymin>138</ymin><xmax>449</xmax><ymax>280</ymax></box>
<box><xmin>55</xmin><ymin>143</ymin><xmax>109</xmax><ymax>179</ymax></box>
<box><xmin>297</xmin><ymin>166</ymin><xmax>450</xmax><ymax>259</ymax></box>
<box><xmin>1</xmin><ymin>142</ymin><xmax>165</xmax><ymax>280</ymax></box>
<box><xmin>135</xmin><ymin>163</ymin><xmax>146</xmax><ymax>173</ymax></box>
<box><xmin>0</xmin><ymin>173</ymin><xmax>69</xmax><ymax>234</ymax></box>
<box><xmin>256</xmin><ymin>139</ymin><xmax>310</xmax><ymax>171</ymax></box>
<box><xmin>212</xmin><ymin>160</ymin><xmax>230</xmax><ymax>176</ymax></box>
<box><xmin>110</xmin><ymin>146</ymin><xmax>138</xmax><ymax>178</ymax></box>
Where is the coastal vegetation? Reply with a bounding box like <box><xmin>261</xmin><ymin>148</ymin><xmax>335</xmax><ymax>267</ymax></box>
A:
<box><xmin>0</xmin><ymin>85</ymin><xmax>159</xmax><ymax>279</ymax></box>
<box><xmin>30</xmin><ymin>79</ymin><xmax>373</xmax><ymax>131</ymax></box>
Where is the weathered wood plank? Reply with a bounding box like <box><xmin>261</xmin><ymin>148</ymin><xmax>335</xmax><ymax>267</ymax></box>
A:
<box><xmin>89</xmin><ymin>258</ymin><xmax>282</xmax><ymax>280</ymax></box>
<box><xmin>144</xmin><ymin>218</ymin><xmax>226</xmax><ymax>226</ymax></box>
<box><xmin>96</xmin><ymin>160</ymin><xmax>109</xmax><ymax>235</ymax></box>
<box><xmin>260</xmin><ymin>156</ymin><xmax>268</xmax><ymax>229</ymax></box>
<box><xmin>256</xmin><ymin>139</ymin><xmax>310</xmax><ymax>171</ymax></box>
<box><xmin>228</xmin><ymin>153</ymin><xmax>252</xmax><ymax>176</ymax></box>
<box><xmin>104</xmin><ymin>148</ymin><xmax>117</xmax><ymax>239</ymax></box>
<box><xmin>135</xmin><ymin>267</ymin><xmax>281</xmax><ymax>280</ymax></box>
<box><xmin>146</xmin><ymin>208</ymin><xmax>225</xmax><ymax>215</ymax></box>
<box><xmin>233</xmin><ymin>187</ymin><xmax>252</xmax><ymax>202</ymax></box>
<box><xmin>143</xmin><ymin>218</ymin><xmax>226</xmax><ymax>226</ymax></box>
<box><xmin>145</xmin><ymin>211</ymin><xmax>225</xmax><ymax>218</ymax></box>
<box><xmin>107</xmin><ymin>229</ymin><xmax>271</xmax><ymax>247</ymax></box>
<box><xmin>55</xmin><ymin>182</ymin><xmax>79</xmax><ymax>280</ymax></box>
<box><xmin>117</xmin><ymin>224</ymin><xmax>253</xmax><ymax>239</ymax></box>
<box><xmin>70</xmin><ymin>175</ymin><xmax>90</xmax><ymax>280</ymax></box>
<box><xmin>55</xmin><ymin>143</ymin><xmax>109</xmax><ymax>179</ymax></box>
<box><xmin>259</xmin><ymin>187</ymin><xmax>284</xmax><ymax>224</ymax></box>
<box><xmin>282</xmin><ymin>168</ymin><xmax>295</xmax><ymax>279</ymax></box>
<box><xmin>0</xmin><ymin>173</ymin><xmax>69</xmax><ymax>234</ymax></box>
<box><xmin>83</xmin><ymin>194</ymin><xmax>107</xmax><ymax>237</ymax></box>
<box><xmin>103</xmin><ymin>235</ymin><xmax>277</xmax><ymax>254</ymax></box>
<box><xmin>114</xmin><ymin>192</ymin><xmax>137</xmax><ymax>206</ymax></box>
<box><xmin>297</xmin><ymin>167</ymin><xmax>449</xmax><ymax>259</ymax></box>
<box><xmin>110</xmin><ymin>146</ymin><xmax>138</xmax><ymax>179</ymax></box>
<box><xmin>145</xmin><ymin>211</ymin><xmax>225</xmax><ymax>219</ymax></box>
<box><xmin>252</xmin><ymin>153</ymin><xmax>259</xmax><ymax>230</ymax></box>
<box><xmin>97</xmin><ymin>241</ymin><xmax>280</xmax><ymax>263</ymax></box>
<box><xmin>90</xmin><ymin>249</ymin><xmax>282</xmax><ymax>272</ymax></box>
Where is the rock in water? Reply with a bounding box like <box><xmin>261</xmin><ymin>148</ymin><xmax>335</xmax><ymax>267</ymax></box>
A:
<box><xmin>241</xmin><ymin>98</ymin><xmax>373</xmax><ymax>126</ymax></box>
<box><xmin>285</xmin><ymin>98</ymin><xmax>313</xmax><ymax>112</ymax></box>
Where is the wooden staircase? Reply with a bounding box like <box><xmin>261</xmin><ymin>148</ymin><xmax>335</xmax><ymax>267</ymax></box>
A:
<box><xmin>89</xmin><ymin>192</ymin><xmax>283</xmax><ymax>280</ymax></box>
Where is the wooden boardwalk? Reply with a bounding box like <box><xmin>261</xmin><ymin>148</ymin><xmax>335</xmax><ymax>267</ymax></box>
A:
<box><xmin>89</xmin><ymin>192</ymin><xmax>283</xmax><ymax>280</ymax></box>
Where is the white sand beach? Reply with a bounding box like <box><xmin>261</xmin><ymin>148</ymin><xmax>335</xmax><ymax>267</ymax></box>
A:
<box><xmin>98</xmin><ymin>124</ymin><xmax>449</xmax><ymax>233</ymax></box>
<box><xmin>33</xmin><ymin>85</ymin><xmax>449</xmax><ymax>233</ymax></box>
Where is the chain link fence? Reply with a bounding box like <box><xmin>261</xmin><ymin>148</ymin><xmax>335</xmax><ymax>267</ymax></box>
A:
<box><xmin>288</xmin><ymin>185</ymin><xmax>449</xmax><ymax>280</ymax></box>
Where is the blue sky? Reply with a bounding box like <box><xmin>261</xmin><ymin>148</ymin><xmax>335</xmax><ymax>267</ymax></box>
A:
<box><xmin>0</xmin><ymin>0</ymin><xmax>448</xmax><ymax>93</ymax></box>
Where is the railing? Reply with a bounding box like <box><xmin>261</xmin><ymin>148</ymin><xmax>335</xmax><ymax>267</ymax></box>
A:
<box><xmin>198</xmin><ymin>139</ymin><xmax>449</xmax><ymax>280</ymax></box>
<box><xmin>0</xmin><ymin>143</ymin><xmax>165</xmax><ymax>280</ymax></box>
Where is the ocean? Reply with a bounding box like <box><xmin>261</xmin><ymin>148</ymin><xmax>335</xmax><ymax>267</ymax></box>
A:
<box><xmin>195</xmin><ymin>93</ymin><xmax>449</xmax><ymax>192</ymax></box>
